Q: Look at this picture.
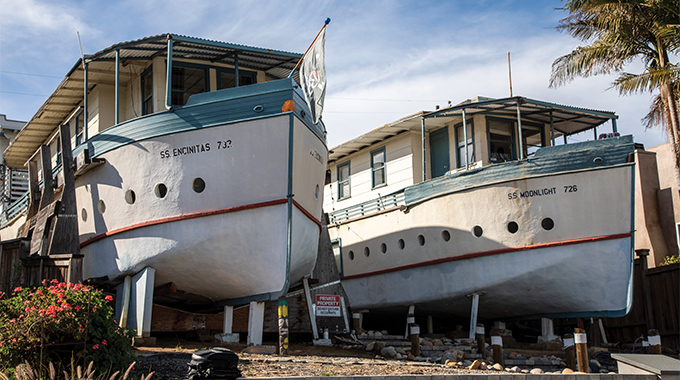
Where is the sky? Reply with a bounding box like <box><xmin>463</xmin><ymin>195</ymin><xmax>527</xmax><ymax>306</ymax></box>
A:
<box><xmin>0</xmin><ymin>0</ymin><xmax>670</xmax><ymax>150</ymax></box>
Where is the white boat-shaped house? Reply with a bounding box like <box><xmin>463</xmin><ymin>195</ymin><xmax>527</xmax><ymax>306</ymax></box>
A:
<box><xmin>323</xmin><ymin>97</ymin><xmax>635</xmax><ymax>329</ymax></box>
<box><xmin>1</xmin><ymin>34</ymin><xmax>328</xmax><ymax>336</ymax></box>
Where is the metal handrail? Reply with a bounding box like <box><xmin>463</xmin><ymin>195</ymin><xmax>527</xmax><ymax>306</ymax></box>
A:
<box><xmin>329</xmin><ymin>190</ymin><xmax>405</xmax><ymax>224</ymax></box>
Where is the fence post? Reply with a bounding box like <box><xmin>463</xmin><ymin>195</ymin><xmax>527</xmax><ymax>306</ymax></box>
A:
<box><xmin>648</xmin><ymin>329</ymin><xmax>662</xmax><ymax>354</ymax></box>
<box><xmin>476</xmin><ymin>324</ymin><xmax>485</xmax><ymax>356</ymax></box>
<box><xmin>575</xmin><ymin>328</ymin><xmax>589</xmax><ymax>373</ymax></box>
<box><xmin>491</xmin><ymin>329</ymin><xmax>504</xmax><ymax>367</ymax></box>
<box><xmin>410</xmin><ymin>324</ymin><xmax>420</xmax><ymax>357</ymax></box>
<box><xmin>564</xmin><ymin>333</ymin><xmax>576</xmax><ymax>370</ymax></box>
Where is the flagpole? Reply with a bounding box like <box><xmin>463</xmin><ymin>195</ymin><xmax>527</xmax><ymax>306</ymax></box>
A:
<box><xmin>288</xmin><ymin>18</ymin><xmax>331</xmax><ymax>79</ymax></box>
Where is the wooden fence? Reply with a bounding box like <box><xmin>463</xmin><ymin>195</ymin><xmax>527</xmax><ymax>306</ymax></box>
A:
<box><xmin>603</xmin><ymin>257</ymin><xmax>679</xmax><ymax>352</ymax></box>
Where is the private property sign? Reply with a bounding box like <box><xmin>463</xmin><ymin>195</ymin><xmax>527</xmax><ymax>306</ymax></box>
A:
<box><xmin>315</xmin><ymin>295</ymin><xmax>341</xmax><ymax>317</ymax></box>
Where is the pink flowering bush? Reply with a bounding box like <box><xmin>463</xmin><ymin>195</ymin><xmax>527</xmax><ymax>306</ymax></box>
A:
<box><xmin>0</xmin><ymin>280</ymin><xmax>134</xmax><ymax>373</ymax></box>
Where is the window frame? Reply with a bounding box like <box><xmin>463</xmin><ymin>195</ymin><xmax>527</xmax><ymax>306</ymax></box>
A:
<box><xmin>141</xmin><ymin>66</ymin><xmax>153</xmax><ymax>115</ymax></box>
<box><xmin>454</xmin><ymin>119</ymin><xmax>475</xmax><ymax>169</ymax></box>
<box><xmin>370</xmin><ymin>147</ymin><xmax>387</xmax><ymax>189</ymax></box>
<box><xmin>170</xmin><ymin>62</ymin><xmax>209</xmax><ymax>107</ymax></box>
<box><xmin>217</xmin><ymin>67</ymin><xmax>257</xmax><ymax>90</ymax></box>
<box><xmin>337</xmin><ymin>161</ymin><xmax>351</xmax><ymax>200</ymax></box>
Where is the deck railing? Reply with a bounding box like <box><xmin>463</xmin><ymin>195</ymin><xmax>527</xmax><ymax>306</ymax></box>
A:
<box><xmin>329</xmin><ymin>190</ymin><xmax>405</xmax><ymax>224</ymax></box>
<box><xmin>0</xmin><ymin>163</ymin><xmax>62</xmax><ymax>228</ymax></box>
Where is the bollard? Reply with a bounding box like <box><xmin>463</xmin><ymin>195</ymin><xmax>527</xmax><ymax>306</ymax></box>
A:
<box><xmin>564</xmin><ymin>333</ymin><xmax>576</xmax><ymax>370</ymax></box>
<box><xmin>491</xmin><ymin>329</ymin><xmax>504</xmax><ymax>367</ymax></box>
<box><xmin>352</xmin><ymin>313</ymin><xmax>362</xmax><ymax>334</ymax></box>
<box><xmin>648</xmin><ymin>329</ymin><xmax>662</xmax><ymax>354</ymax></box>
<box><xmin>476</xmin><ymin>324</ymin><xmax>485</xmax><ymax>355</ymax></box>
<box><xmin>574</xmin><ymin>328</ymin><xmax>589</xmax><ymax>373</ymax></box>
<box><xmin>278</xmin><ymin>300</ymin><xmax>289</xmax><ymax>355</ymax></box>
<box><xmin>410</xmin><ymin>324</ymin><xmax>421</xmax><ymax>357</ymax></box>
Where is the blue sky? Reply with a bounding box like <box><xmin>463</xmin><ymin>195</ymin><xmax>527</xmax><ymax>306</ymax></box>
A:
<box><xmin>0</xmin><ymin>0</ymin><xmax>669</xmax><ymax>149</ymax></box>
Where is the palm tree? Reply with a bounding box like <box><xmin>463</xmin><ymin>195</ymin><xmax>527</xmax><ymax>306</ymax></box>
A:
<box><xmin>550</xmin><ymin>0</ymin><xmax>680</xmax><ymax>179</ymax></box>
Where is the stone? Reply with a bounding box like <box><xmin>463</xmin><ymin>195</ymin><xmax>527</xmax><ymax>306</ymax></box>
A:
<box><xmin>442</xmin><ymin>350</ymin><xmax>465</xmax><ymax>363</ymax></box>
<box><xmin>395</xmin><ymin>353</ymin><xmax>403</xmax><ymax>359</ymax></box>
<box><xmin>521</xmin><ymin>369</ymin><xmax>530</xmax><ymax>373</ymax></box>
<box><xmin>562</xmin><ymin>368</ymin><xmax>574</xmax><ymax>374</ymax></box>
<box><xmin>421</xmin><ymin>340</ymin><xmax>433</xmax><ymax>346</ymax></box>
<box><xmin>381</xmin><ymin>330</ymin><xmax>388</xmax><ymax>335</ymax></box>
<box><xmin>380</xmin><ymin>346</ymin><xmax>397</xmax><ymax>359</ymax></box>
<box><xmin>590</xmin><ymin>359</ymin><xmax>601</xmax><ymax>367</ymax></box>
<box><xmin>480</xmin><ymin>363</ymin><xmax>488</xmax><ymax>370</ymax></box>
<box><xmin>469</xmin><ymin>359</ymin><xmax>482</xmax><ymax>370</ymax></box>
<box><xmin>374</xmin><ymin>331</ymin><xmax>383</xmax><ymax>339</ymax></box>
<box><xmin>407</xmin><ymin>353</ymin><xmax>415</xmax><ymax>360</ymax></box>
<box><xmin>492</xmin><ymin>363</ymin><xmax>503</xmax><ymax>371</ymax></box>
<box><xmin>530</xmin><ymin>368</ymin><xmax>544</xmax><ymax>374</ymax></box>
<box><xmin>366</xmin><ymin>342</ymin><xmax>376</xmax><ymax>351</ymax></box>
<box><xmin>509</xmin><ymin>366</ymin><xmax>521</xmax><ymax>373</ymax></box>
<box><xmin>589</xmin><ymin>362</ymin><xmax>600</xmax><ymax>373</ymax></box>
<box><xmin>432</xmin><ymin>339</ymin><xmax>444</xmax><ymax>346</ymax></box>
<box><xmin>367</xmin><ymin>330</ymin><xmax>375</xmax><ymax>337</ymax></box>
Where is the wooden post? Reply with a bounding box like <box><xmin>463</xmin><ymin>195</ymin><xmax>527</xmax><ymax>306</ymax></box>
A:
<box><xmin>476</xmin><ymin>324</ymin><xmax>485</xmax><ymax>356</ymax></box>
<box><xmin>278</xmin><ymin>300</ymin><xmax>289</xmax><ymax>355</ymax></box>
<box><xmin>637</xmin><ymin>250</ymin><xmax>655</xmax><ymax>329</ymax></box>
<box><xmin>564</xmin><ymin>333</ymin><xmax>576</xmax><ymax>370</ymax></box>
<box><xmin>405</xmin><ymin>305</ymin><xmax>415</xmax><ymax>338</ymax></box>
<box><xmin>247</xmin><ymin>301</ymin><xmax>265</xmax><ymax>346</ymax></box>
<box><xmin>648</xmin><ymin>329</ymin><xmax>662</xmax><ymax>354</ymax></box>
<box><xmin>410</xmin><ymin>324</ymin><xmax>420</xmax><ymax>357</ymax></box>
<box><xmin>491</xmin><ymin>329</ymin><xmax>504</xmax><ymax>367</ymax></box>
<box><xmin>352</xmin><ymin>313</ymin><xmax>361</xmax><ymax>334</ymax></box>
<box><xmin>574</xmin><ymin>328</ymin><xmax>589</xmax><ymax>373</ymax></box>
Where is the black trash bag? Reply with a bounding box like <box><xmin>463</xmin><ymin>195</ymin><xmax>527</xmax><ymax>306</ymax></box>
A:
<box><xmin>187</xmin><ymin>347</ymin><xmax>241</xmax><ymax>379</ymax></box>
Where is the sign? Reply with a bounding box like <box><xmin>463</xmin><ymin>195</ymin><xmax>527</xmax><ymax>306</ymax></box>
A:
<box><xmin>315</xmin><ymin>294</ymin><xmax>341</xmax><ymax>317</ymax></box>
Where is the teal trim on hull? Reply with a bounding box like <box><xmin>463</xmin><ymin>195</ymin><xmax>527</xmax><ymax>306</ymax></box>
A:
<box><xmin>73</xmin><ymin>78</ymin><xmax>325</xmax><ymax>161</ymax></box>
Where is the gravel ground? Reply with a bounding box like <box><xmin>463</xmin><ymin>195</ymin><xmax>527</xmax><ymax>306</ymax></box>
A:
<box><xmin>130</xmin><ymin>342</ymin><xmax>500</xmax><ymax>379</ymax></box>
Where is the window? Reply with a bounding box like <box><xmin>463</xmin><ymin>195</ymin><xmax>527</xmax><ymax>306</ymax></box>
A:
<box><xmin>488</xmin><ymin>119</ymin><xmax>515</xmax><ymax>163</ymax></box>
<box><xmin>371</xmin><ymin>147</ymin><xmax>386</xmax><ymax>188</ymax></box>
<box><xmin>218</xmin><ymin>68</ymin><xmax>257</xmax><ymax>89</ymax></box>
<box><xmin>141</xmin><ymin>66</ymin><xmax>153</xmax><ymax>115</ymax></box>
<box><xmin>171</xmin><ymin>64</ymin><xmax>207</xmax><ymax>106</ymax></box>
<box><xmin>75</xmin><ymin>111</ymin><xmax>84</xmax><ymax>146</ymax></box>
<box><xmin>455</xmin><ymin>120</ymin><xmax>474</xmax><ymax>168</ymax></box>
<box><xmin>337</xmin><ymin>161</ymin><xmax>350</xmax><ymax>200</ymax></box>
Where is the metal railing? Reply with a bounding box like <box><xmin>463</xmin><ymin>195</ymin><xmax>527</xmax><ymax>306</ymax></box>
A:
<box><xmin>329</xmin><ymin>190</ymin><xmax>405</xmax><ymax>224</ymax></box>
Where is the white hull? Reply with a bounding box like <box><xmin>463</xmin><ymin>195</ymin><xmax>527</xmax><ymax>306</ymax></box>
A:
<box><xmin>331</xmin><ymin>164</ymin><xmax>635</xmax><ymax>319</ymax></box>
<box><xmin>78</xmin><ymin>113</ymin><xmax>327</xmax><ymax>303</ymax></box>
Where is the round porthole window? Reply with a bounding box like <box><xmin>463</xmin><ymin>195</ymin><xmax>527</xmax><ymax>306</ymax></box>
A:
<box><xmin>442</xmin><ymin>230</ymin><xmax>451</xmax><ymax>242</ymax></box>
<box><xmin>348</xmin><ymin>251</ymin><xmax>355</xmax><ymax>260</ymax></box>
<box><xmin>97</xmin><ymin>200</ymin><xmax>106</xmax><ymax>214</ymax></box>
<box><xmin>380</xmin><ymin>243</ymin><xmax>387</xmax><ymax>254</ymax></box>
<box><xmin>193</xmin><ymin>178</ymin><xmax>206</xmax><ymax>193</ymax></box>
<box><xmin>155</xmin><ymin>184</ymin><xmax>168</xmax><ymax>198</ymax></box>
<box><xmin>542</xmin><ymin>217</ymin><xmax>555</xmax><ymax>230</ymax></box>
<box><xmin>125</xmin><ymin>190</ymin><xmax>136</xmax><ymax>204</ymax></box>
<box><xmin>398</xmin><ymin>239</ymin><xmax>405</xmax><ymax>250</ymax></box>
<box><xmin>315</xmin><ymin>184</ymin><xmax>320</xmax><ymax>199</ymax></box>
<box><xmin>472</xmin><ymin>226</ymin><xmax>483</xmax><ymax>238</ymax></box>
<box><xmin>364</xmin><ymin>247</ymin><xmax>370</xmax><ymax>257</ymax></box>
<box><xmin>507</xmin><ymin>221</ymin><xmax>519</xmax><ymax>234</ymax></box>
<box><xmin>418</xmin><ymin>235</ymin><xmax>425</xmax><ymax>246</ymax></box>
<box><xmin>81</xmin><ymin>208</ymin><xmax>88</xmax><ymax>222</ymax></box>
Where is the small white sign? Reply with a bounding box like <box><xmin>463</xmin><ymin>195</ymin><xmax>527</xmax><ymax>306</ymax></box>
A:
<box><xmin>315</xmin><ymin>295</ymin><xmax>341</xmax><ymax>317</ymax></box>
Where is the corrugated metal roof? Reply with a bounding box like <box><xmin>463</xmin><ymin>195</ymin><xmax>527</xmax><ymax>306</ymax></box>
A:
<box><xmin>4</xmin><ymin>34</ymin><xmax>303</xmax><ymax>168</ymax></box>
<box><xmin>328</xmin><ymin>95</ymin><xmax>618</xmax><ymax>164</ymax></box>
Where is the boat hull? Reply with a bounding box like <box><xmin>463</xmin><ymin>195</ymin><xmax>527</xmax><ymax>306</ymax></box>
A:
<box><xmin>77</xmin><ymin>82</ymin><xmax>328</xmax><ymax>304</ymax></box>
<box><xmin>332</xmin><ymin>149</ymin><xmax>635</xmax><ymax>320</ymax></box>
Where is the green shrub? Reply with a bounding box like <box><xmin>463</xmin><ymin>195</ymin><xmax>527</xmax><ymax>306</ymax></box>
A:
<box><xmin>660</xmin><ymin>255</ymin><xmax>680</xmax><ymax>266</ymax></box>
<box><xmin>0</xmin><ymin>280</ymin><xmax>134</xmax><ymax>374</ymax></box>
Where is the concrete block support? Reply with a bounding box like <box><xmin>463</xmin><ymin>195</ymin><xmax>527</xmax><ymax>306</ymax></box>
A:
<box><xmin>127</xmin><ymin>267</ymin><xmax>155</xmax><ymax>337</ymax></box>
<box><xmin>247</xmin><ymin>301</ymin><xmax>265</xmax><ymax>346</ymax></box>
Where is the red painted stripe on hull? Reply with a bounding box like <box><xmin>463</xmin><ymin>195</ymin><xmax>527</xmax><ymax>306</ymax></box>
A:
<box><xmin>341</xmin><ymin>232</ymin><xmax>632</xmax><ymax>280</ymax></box>
<box><xmin>292</xmin><ymin>199</ymin><xmax>322</xmax><ymax>230</ymax></box>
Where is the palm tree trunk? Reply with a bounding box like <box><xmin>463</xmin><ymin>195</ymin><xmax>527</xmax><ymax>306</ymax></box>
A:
<box><xmin>656</xmin><ymin>36</ymin><xmax>680</xmax><ymax>186</ymax></box>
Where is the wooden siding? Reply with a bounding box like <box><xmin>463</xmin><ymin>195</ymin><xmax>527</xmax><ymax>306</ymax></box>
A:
<box><xmin>603</xmin><ymin>259</ymin><xmax>679</xmax><ymax>351</ymax></box>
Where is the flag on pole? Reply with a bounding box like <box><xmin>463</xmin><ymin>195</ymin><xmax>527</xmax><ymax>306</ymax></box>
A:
<box><xmin>300</xmin><ymin>27</ymin><xmax>327</xmax><ymax>124</ymax></box>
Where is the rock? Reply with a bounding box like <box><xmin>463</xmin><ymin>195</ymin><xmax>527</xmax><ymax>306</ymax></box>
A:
<box><xmin>509</xmin><ymin>366</ymin><xmax>521</xmax><ymax>373</ymax></box>
<box><xmin>599</xmin><ymin>368</ymin><xmax>609</xmax><ymax>373</ymax></box>
<box><xmin>442</xmin><ymin>350</ymin><xmax>465</xmax><ymax>363</ymax></box>
<box><xmin>407</xmin><ymin>353</ymin><xmax>415</xmax><ymax>360</ymax></box>
<box><xmin>560</xmin><ymin>360</ymin><xmax>567</xmax><ymax>367</ymax></box>
<box><xmin>508</xmin><ymin>352</ymin><xmax>518</xmax><ymax>359</ymax></box>
<box><xmin>562</xmin><ymin>368</ymin><xmax>574</xmax><ymax>374</ymax></box>
<box><xmin>395</xmin><ymin>353</ymin><xmax>403</xmax><ymax>359</ymax></box>
<box><xmin>492</xmin><ymin>363</ymin><xmax>503</xmax><ymax>371</ymax></box>
<box><xmin>395</xmin><ymin>347</ymin><xmax>406</xmax><ymax>355</ymax></box>
<box><xmin>367</xmin><ymin>330</ymin><xmax>375</xmax><ymax>337</ymax></box>
<box><xmin>380</xmin><ymin>346</ymin><xmax>397</xmax><ymax>359</ymax></box>
<box><xmin>589</xmin><ymin>362</ymin><xmax>600</xmax><ymax>373</ymax></box>
<box><xmin>432</xmin><ymin>339</ymin><xmax>444</xmax><ymax>346</ymax></box>
<box><xmin>421</xmin><ymin>340</ymin><xmax>433</xmax><ymax>346</ymax></box>
<box><xmin>463</xmin><ymin>360</ymin><xmax>472</xmax><ymax>367</ymax></box>
<box><xmin>365</xmin><ymin>342</ymin><xmax>376</xmax><ymax>351</ymax></box>
<box><xmin>521</xmin><ymin>369</ymin><xmax>530</xmax><ymax>373</ymax></box>
<box><xmin>515</xmin><ymin>354</ymin><xmax>526</xmax><ymax>360</ymax></box>
<box><xmin>381</xmin><ymin>330</ymin><xmax>388</xmax><ymax>335</ymax></box>
<box><xmin>374</xmin><ymin>331</ymin><xmax>383</xmax><ymax>339</ymax></box>
<box><xmin>480</xmin><ymin>363</ymin><xmax>487</xmax><ymax>370</ymax></box>
<box><xmin>469</xmin><ymin>359</ymin><xmax>482</xmax><ymax>370</ymax></box>
<box><xmin>486</xmin><ymin>356</ymin><xmax>494</xmax><ymax>363</ymax></box>
<box><xmin>530</xmin><ymin>368</ymin><xmax>545</xmax><ymax>374</ymax></box>
<box><xmin>445</xmin><ymin>360</ymin><xmax>456</xmax><ymax>367</ymax></box>
<box><xmin>590</xmin><ymin>359</ymin><xmax>601</xmax><ymax>367</ymax></box>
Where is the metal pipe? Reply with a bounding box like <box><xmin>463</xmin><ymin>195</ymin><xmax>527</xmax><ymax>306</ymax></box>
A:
<box><xmin>516</xmin><ymin>100</ymin><xmax>524</xmax><ymax>160</ymax></box>
<box><xmin>550</xmin><ymin>110</ymin><xmax>555</xmax><ymax>146</ymax></box>
<box><xmin>594</xmin><ymin>127</ymin><xmax>598</xmax><ymax>140</ymax></box>
<box><xmin>421</xmin><ymin>116</ymin><xmax>426</xmax><ymax>181</ymax></box>
<box><xmin>165</xmin><ymin>35</ymin><xmax>173</xmax><ymax>110</ymax></box>
<box><xmin>83</xmin><ymin>62</ymin><xmax>88</xmax><ymax>142</ymax></box>
<box><xmin>463</xmin><ymin>108</ymin><xmax>469</xmax><ymax>170</ymax></box>
<box><xmin>115</xmin><ymin>49</ymin><xmax>120</xmax><ymax>125</ymax></box>
<box><xmin>234</xmin><ymin>56</ymin><xmax>239</xmax><ymax>87</ymax></box>
<box><xmin>611</xmin><ymin>118</ymin><xmax>618</xmax><ymax>133</ymax></box>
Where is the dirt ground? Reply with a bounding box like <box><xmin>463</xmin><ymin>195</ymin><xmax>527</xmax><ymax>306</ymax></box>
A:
<box><xmin>130</xmin><ymin>338</ymin><xmax>565</xmax><ymax>379</ymax></box>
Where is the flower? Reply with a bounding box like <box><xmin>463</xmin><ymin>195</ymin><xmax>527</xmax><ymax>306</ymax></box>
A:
<box><xmin>101</xmin><ymin>339</ymin><xmax>108</xmax><ymax>346</ymax></box>
<box><xmin>92</xmin><ymin>344</ymin><xmax>99</xmax><ymax>350</ymax></box>
<box><xmin>13</xmin><ymin>287</ymin><xmax>21</xmax><ymax>292</ymax></box>
<box><xmin>105</xmin><ymin>295</ymin><xmax>114</xmax><ymax>301</ymax></box>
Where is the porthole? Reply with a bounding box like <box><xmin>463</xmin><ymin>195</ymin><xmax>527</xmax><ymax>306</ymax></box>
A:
<box><xmin>193</xmin><ymin>178</ymin><xmax>206</xmax><ymax>193</ymax></box>
<box><xmin>542</xmin><ymin>218</ymin><xmax>555</xmax><ymax>230</ymax></box>
<box><xmin>348</xmin><ymin>251</ymin><xmax>355</xmax><ymax>260</ymax></box>
<box><xmin>380</xmin><ymin>243</ymin><xmax>387</xmax><ymax>254</ymax></box>
<box><xmin>81</xmin><ymin>208</ymin><xmax>88</xmax><ymax>222</ymax></box>
<box><xmin>418</xmin><ymin>235</ymin><xmax>425</xmax><ymax>246</ymax></box>
<box><xmin>155</xmin><ymin>184</ymin><xmax>168</xmax><ymax>198</ymax></box>
<box><xmin>97</xmin><ymin>200</ymin><xmax>106</xmax><ymax>214</ymax></box>
<box><xmin>125</xmin><ymin>190</ymin><xmax>136</xmax><ymax>204</ymax></box>
<box><xmin>398</xmin><ymin>239</ymin><xmax>405</xmax><ymax>250</ymax></box>
<box><xmin>507</xmin><ymin>221</ymin><xmax>519</xmax><ymax>234</ymax></box>
<box><xmin>364</xmin><ymin>247</ymin><xmax>370</xmax><ymax>257</ymax></box>
<box><xmin>472</xmin><ymin>225</ymin><xmax>483</xmax><ymax>238</ymax></box>
<box><xmin>315</xmin><ymin>184</ymin><xmax>320</xmax><ymax>199</ymax></box>
<box><xmin>441</xmin><ymin>230</ymin><xmax>451</xmax><ymax>242</ymax></box>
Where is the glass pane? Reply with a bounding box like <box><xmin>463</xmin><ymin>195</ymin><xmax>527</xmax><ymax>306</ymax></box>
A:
<box><xmin>373</xmin><ymin>168</ymin><xmax>385</xmax><ymax>187</ymax></box>
<box><xmin>372</xmin><ymin>150</ymin><xmax>385</xmax><ymax>165</ymax></box>
<box><xmin>339</xmin><ymin>165</ymin><xmax>349</xmax><ymax>181</ymax></box>
<box><xmin>220</xmin><ymin>72</ymin><xmax>236</xmax><ymax>89</ymax></box>
<box><xmin>340</xmin><ymin>181</ymin><xmax>350</xmax><ymax>198</ymax></box>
